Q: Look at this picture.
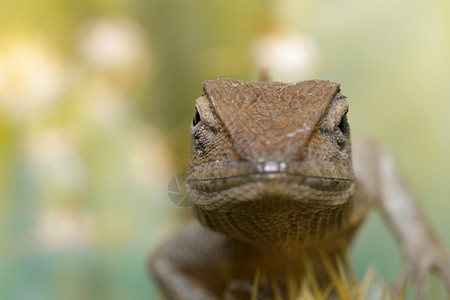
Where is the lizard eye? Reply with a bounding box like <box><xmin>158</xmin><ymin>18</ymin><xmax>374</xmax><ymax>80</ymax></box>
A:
<box><xmin>192</xmin><ymin>107</ymin><xmax>201</xmax><ymax>127</ymax></box>
<box><xmin>338</xmin><ymin>112</ymin><xmax>349</xmax><ymax>135</ymax></box>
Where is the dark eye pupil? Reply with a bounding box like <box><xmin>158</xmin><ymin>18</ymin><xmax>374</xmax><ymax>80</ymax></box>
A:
<box><xmin>338</xmin><ymin>113</ymin><xmax>349</xmax><ymax>134</ymax></box>
<box><xmin>192</xmin><ymin>108</ymin><xmax>201</xmax><ymax>126</ymax></box>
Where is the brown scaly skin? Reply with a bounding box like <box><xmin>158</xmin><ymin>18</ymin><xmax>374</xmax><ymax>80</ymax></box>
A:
<box><xmin>150</xmin><ymin>79</ymin><xmax>450</xmax><ymax>299</ymax></box>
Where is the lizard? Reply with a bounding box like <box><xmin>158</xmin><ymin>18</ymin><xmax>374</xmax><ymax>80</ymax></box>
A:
<box><xmin>150</xmin><ymin>78</ymin><xmax>450</xmax><ymax>299</ymax></box>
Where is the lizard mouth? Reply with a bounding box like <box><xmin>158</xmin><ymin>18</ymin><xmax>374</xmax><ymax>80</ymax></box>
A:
<box><xmin>186</xmin><ymin>159</ymin><xmax>354</xmax><ymax>193</ymax></box>
<box><xmin>188</xmin><ymin>173</ymin><xmax>352</xmax><ymax>192</ymax></box>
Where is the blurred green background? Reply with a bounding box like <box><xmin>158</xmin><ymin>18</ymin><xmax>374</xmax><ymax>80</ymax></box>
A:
<box><xmin>0</xmin><ymin>0</ymin><xmax>449</xmax><ymax>299</ymax></box>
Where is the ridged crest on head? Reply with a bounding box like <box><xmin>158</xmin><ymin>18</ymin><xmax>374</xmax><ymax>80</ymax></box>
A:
<box><xmin>202</xmin><ymin>78</ymin><xmax>341</xmax><ymax>162</ymax></box>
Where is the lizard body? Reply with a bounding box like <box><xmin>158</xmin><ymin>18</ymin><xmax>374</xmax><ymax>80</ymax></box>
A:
<box><xmin>150</xmin><ymin>79</ymin><xmax>450</xmax><ymax>299</ymax></box>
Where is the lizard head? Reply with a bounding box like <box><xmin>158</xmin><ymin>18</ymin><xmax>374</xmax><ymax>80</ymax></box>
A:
<box><xmin>186</xmin><ymin>78</ymin><xmax>355</xmax><ymax>253</ymax></box>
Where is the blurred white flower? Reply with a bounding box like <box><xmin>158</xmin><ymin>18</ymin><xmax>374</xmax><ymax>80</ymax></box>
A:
<box><xmin>25</xmin><ymin>128</ymin><xmax>85</xmax><ymax>191</ymax></box>
<box><xmin>0</xmin><ymin>37</ymin><xmax>67</xmax><ymax>118</ymax></box>
<box><xmin>251</xmin><ymin>30</ymin><xmax>320</xmax><ymax>81</ymax></box>
<box><xmin>77</xmin><ymin>17</ymin><xmax>149</xmax><ymax>71</ymax></box>
<box><xmin>33</xmin><ymin>209</ymin><xmax>93</xmax><ymax>252</ymax></box>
